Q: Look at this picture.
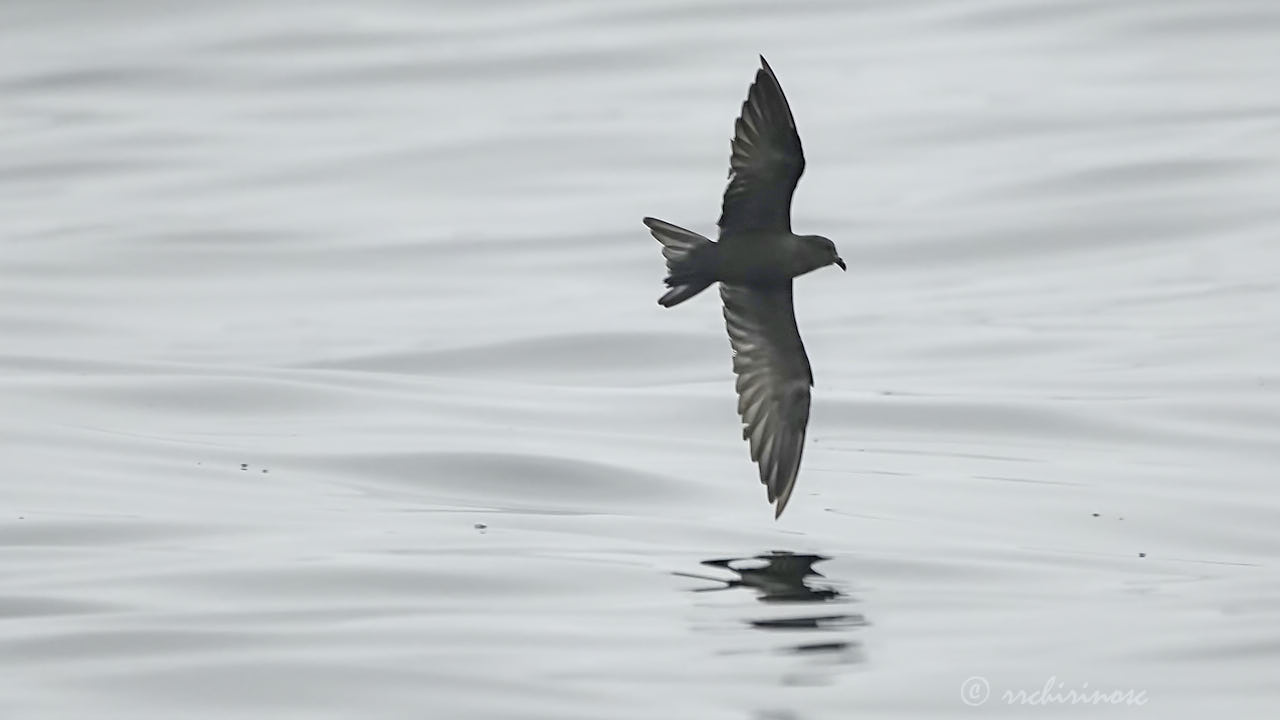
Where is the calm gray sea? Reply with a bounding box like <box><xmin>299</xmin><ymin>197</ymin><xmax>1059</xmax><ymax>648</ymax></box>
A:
<box><xmin>3</xmin><ymin>1</ymin><xmax>1280</xmax><ymax>718</ymax></box>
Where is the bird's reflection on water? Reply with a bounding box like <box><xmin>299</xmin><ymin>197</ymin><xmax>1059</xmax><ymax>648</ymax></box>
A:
<box><xmin>699</xmin><ymin>552</ymin><xmax>842</xmax><ymax>603</ymax></box>
<box><xmin>677</xmin><ymin>551</ymin><xmax>866</xmax><ymax>666</ymax></box>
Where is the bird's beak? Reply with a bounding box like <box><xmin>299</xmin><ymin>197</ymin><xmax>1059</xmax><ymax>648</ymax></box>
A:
<box><xmin>834</xmin><ymin>257</ymin><xmax>847</xmax><ymax>271</ymax></box>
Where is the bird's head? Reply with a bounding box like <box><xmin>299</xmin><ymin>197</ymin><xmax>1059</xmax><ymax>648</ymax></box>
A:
<box><xmin>797</xmin><ymin>234</ymin><xmax>846</xmax><ymax>274</ymax></box>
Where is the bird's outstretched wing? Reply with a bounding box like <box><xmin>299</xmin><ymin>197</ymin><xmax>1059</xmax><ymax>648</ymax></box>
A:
<box><xmin>718</xmin><ymin>56</ymin><xmax>806</xmax><ymax>234</ymax></box>
<box><xmin>721</xmin><ymin>282</ymin><xmax>813</xmax><ymax>517</ymax></box>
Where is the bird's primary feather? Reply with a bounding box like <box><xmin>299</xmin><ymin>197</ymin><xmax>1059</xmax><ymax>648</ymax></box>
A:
<box><xmin>720</xmin><ymin>282</ymin><xmax>813</xmax><ymax>517</ymax></box>
<box><xmin>718</xmin><ymin>56</ymin><xmax>807</xmax><ymax>235</ymax></box>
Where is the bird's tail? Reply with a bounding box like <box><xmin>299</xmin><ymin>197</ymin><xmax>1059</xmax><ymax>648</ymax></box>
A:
<box><xmin>643</xmin><ymin>217</ymin><xmax>715</xmax><ymax>307</ymax></box>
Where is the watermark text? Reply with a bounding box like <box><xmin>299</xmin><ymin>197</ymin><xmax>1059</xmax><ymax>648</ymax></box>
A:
<box><xmin>960</xmin><ymin>676</ymin><xmax>1148</xmax><ymax>707</ymax></box>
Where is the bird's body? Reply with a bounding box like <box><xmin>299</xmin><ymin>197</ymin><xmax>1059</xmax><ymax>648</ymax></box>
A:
<box><xmin>644</xmin><ymin>56</ymin><xmax>843</xmax><ymax>518</ymax></box>
<box><xmin>715</xmin><ymin>231</ymin><xmax>839</xmax><ymax>283</ymax></box>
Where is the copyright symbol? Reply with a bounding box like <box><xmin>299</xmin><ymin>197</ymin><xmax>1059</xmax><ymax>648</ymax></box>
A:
<box><xmin>960</xmin><ymin>676</ymin><xmax>990</xmax><ymax>706</ymax></box>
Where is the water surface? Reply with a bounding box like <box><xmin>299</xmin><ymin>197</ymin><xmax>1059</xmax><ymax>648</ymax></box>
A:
<box><xmin>3</xmin><ymin>1</ymin><xmax>1280</xmax><ymax>717</ymax></box>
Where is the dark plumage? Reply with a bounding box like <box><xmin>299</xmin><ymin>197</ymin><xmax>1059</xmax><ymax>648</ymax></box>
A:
<box><xmin>644</xmin><ymin>56</ymin><xmax>844</xmax><ymax>518</ymax></box>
